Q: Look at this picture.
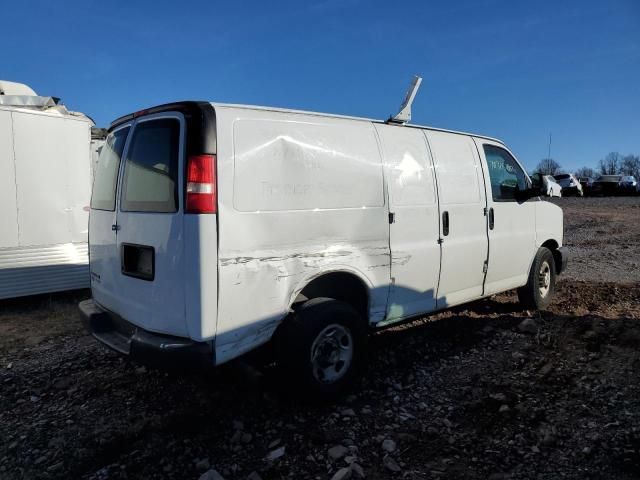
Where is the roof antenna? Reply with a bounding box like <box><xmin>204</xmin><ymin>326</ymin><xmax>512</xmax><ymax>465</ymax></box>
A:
<box><xmin>387</xmin><ymin>75</ymin><xmax>422</xmax><ymax>125</ymax></box>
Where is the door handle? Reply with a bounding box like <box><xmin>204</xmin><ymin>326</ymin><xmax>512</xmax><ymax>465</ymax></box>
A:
<box><xmin>488</xmin><ymin>208</ymin><xmax>495</xmax><ymax>230</ymax></box>
<box><xmin>442</xmin><ymin>211</ymin><xmax>449</xmax><ymax>236</ymax></box>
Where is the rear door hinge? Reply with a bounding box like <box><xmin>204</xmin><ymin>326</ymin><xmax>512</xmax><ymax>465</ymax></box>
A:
<box><xmin>437</xmin><ymin>238</ymin><xmax>444</xmax><ymax>245</ymax></box>
<box><xmin>483</xmin><ymin>207</ymin><xmax>488</xmax><ymax>216</ymax></box>
<box><xmin>483</xmin><ymin>261</ymin><xmax>488</xmax><ymax>273</ymax></box>
<box><xmin>388</xmin><ymin>212</ymin><xmax>395</xmax><ymax>224</ymax></box>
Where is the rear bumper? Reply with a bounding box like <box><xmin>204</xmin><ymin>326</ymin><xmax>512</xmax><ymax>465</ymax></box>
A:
<box><xmin>79</xmin><ymin>299</ymin><xmax>214</xmax><ymax>368</ymax></box>
<box><xmin>557</xmin><ymin>247</ymin><xmax>568</xmax><ymax>275</ymax></box>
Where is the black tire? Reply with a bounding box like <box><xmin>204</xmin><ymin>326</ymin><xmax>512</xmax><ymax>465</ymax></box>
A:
<box><xmin>276</xmin><ymin>297</ymin><xmax>366</xmax><ymax>400</ymax></box>
<box><xmin>517</xmin><ymin>247</ymin><xmax>557</xmax><ymax>310</ymax></box>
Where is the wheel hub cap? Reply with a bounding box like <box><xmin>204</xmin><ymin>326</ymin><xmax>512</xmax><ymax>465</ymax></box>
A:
<box><xmin>538</xmin><ymin>261</ymin><xmax>551</xmax><ymax>297</ymax></box>
<box><xmin>310</xmin><ymin>324</ymin><xmax>353</xmax><ymax>384</ymax></box>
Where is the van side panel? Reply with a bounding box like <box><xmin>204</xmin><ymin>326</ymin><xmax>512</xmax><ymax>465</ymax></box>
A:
<box><xmin>534</xmin><ymin>201</ymin><xmax>563</xmax><ymax>249</ymax></box>
<box><xmin>425</xmin><ymin>130</ymin><xmax>488</xmax><ymax>307</ymax></box>
<box><xmin>232</xmin><ymin>119</ymin><xmax>384</xmax><ymax>211</ymax></box>
<box><xmin>214</xmin><ymin>107</ymin><xmax>390</xmax><ymax>364</ymax></box>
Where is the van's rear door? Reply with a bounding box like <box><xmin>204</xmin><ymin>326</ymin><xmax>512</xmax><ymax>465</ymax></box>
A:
<box><xmin>90</xmin><ymin>124</ymin><xmax>130</xmax><ymax>315</ymax></box>
<box><xmin>92</xmin><ymin>112</ymin><xmax>188</xmax><ymax>337</ymax></box>
<box><xmin>114</xmin><ymin>113</ymin><xmax>187</xmax><ymax>336</ymax></box>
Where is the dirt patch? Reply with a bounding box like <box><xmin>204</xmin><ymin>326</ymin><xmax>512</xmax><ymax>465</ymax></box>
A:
<box><xmin>0</xmin><ymin>290</ymin><xmax>89</xmax><ymax>352</ymax></box>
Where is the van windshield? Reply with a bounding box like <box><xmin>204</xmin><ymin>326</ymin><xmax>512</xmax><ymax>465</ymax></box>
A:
<box><xmin>120</xmin><ymin>119</ymin><xmax>180</xmax><ymax>213</ymax></box>
<box><xmin>91</xmin><ymin>127</ymin><xmax>129</xmax><ymax>211</ymax></box>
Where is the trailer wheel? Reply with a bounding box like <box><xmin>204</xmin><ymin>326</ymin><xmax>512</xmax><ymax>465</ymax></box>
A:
<box><xmin>517</xmin><ymin>247</ymin><xmax>557</xmax><ymax>310</ymax></box>
<box><xmin>276</xmin><ymin>297</ymin><xmax>366</xmax><ymax>399</ymax></box>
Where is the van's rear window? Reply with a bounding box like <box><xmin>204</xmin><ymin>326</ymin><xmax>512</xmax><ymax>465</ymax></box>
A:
<box><xmin>120</xmin><ymin>119</ymin><xmax>180</xmax><ymax>213</ymax></box>
<box><xmin>91</xmin><ymin>127</ymin><xmax>129</xmax><ymax>211</ymax></box>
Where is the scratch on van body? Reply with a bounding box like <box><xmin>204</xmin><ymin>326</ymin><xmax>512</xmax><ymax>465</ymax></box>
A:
<box><xmin>367</xmin><ymin>264</ymin><xmax>390</xmax><ymax>270</ymax></box>
<box><xmin>276</xmin><ymin>270</ymin><xmax>307</xmax><ymax>281</ymax></box>
<box><xmin>220</xmin><ymin>249</ymin><xmax>354</xmax><ymax>267</ymax></box>
<box><xmin>391</xmin><ymin>252</ymin><xmax>412</xmax><ymax>266</ymax></box>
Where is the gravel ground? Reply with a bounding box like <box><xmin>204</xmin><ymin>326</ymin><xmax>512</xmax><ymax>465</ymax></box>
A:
<box><xmin>549</xmin><ymin>196</ymin><xmax>640</xmax><ymax>283</ymax></box>
<box><xmin>1</xmin><ymin>197</ymin><xmax>639</xmax><ymax>480</ymax></box>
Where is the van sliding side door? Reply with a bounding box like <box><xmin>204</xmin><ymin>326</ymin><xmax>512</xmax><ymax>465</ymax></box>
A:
<box><xmin>426</xmin><ymin>131</ymin><xmax>489</xmax><ymax>308</ymax></box>
<box><xmin>375</xmin><ymin>124</ymin><xmax>440</xmax><ymax>322</ymax></box>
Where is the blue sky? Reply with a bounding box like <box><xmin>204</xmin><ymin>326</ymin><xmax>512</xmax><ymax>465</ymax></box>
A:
<box><xmin>3</xmin><ymin>0</ymin><xmax>639</xmax><ymax>172</ymax></box>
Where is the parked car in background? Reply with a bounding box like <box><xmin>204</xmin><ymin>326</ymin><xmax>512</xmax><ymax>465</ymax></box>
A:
<box><xmin>579</xmin><ymin>177</ymin><xmax>594</xmax><ymax>195</ymax></box>
<box><xmin>618</xmin><ymin>175</ymin><xmax>638</xmax><ymax>195</ymax></box>
<box><xmin>592</xmin><ymin>175</ymin><xmax>622</xmax><ymax>196</ymax></box>
<box><xmin>554</xmin><ymin>173</ymin><xmax>583</xmax><ymax>196</ymax></box>
<box><xmin>543</xmin><ymin>175</ymin><xmax>562</xmax><ymax>197</ymax></box>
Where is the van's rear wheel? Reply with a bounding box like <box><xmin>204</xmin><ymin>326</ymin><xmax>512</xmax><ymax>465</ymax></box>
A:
<box><xmin>517</xmin><ymin>247</ymin><xmax>557</xmax><ymax>310</ymax></box>
<box><xmin>276</xmin><ymin>298</ymin><xmax>365</xmax><ymax>399</ymax></box>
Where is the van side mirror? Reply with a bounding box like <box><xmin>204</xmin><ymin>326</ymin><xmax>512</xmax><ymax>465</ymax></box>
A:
<box><xmin>515</xmin><ymin>185</ymin><xmax>542</xmax><ymax>202</ymax></box>
<box><xmin>530</xmin><ymin>173</ymin><xmax>542</xmax><ymax>189</ymax></box>
<box><xmin>529</xmin><ymin>172</ymin><xmax>549</xmax><ymax>196</ymax></box>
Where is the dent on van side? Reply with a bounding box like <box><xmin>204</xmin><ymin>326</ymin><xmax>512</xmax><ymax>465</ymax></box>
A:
<box><xmin>79</xmin><ymin>100</ymin><xmax>567</xmax><ymax>398</ymax></box>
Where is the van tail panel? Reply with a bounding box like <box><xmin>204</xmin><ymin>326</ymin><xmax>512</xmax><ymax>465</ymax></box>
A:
<box><xmin>184</xmin><ymin>215</ymin><xmax>218</xmax><ymax>342</ymax></box>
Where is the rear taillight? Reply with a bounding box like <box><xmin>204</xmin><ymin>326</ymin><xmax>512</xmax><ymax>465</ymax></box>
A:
<box><xmin>186</xmin><ymin>154</ymin><xmax>217</xmax><ymax>214</ymax></box>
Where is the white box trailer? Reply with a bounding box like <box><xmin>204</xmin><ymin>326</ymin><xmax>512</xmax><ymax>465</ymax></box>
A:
<box><xmin>0</xmin><ymin>81</ymin><xmax>94</xmax><ymax>299</ymax></box>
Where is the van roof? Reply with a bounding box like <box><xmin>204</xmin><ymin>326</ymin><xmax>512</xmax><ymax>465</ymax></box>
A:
<box><xmin>109</xmin><ymin>100</ymin><xmax>504</xmax><ymax>145</ymax></box>
<box><xmin>211</xmin><ymin>102</ymin><xmax>505</xmax><ymax>144</ymax></box>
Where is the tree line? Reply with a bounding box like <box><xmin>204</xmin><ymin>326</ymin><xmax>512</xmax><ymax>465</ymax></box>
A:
<box><xmin>534</xmin><ymin>152</ymin><xmax>640</xmax><ymax>179</ymax></box>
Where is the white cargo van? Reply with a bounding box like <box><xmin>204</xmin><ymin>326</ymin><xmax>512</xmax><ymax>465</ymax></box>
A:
<box><xmin>80</xmin><ymin>101</ymin><xmax>566</xmax><ymax>396</ymax></box>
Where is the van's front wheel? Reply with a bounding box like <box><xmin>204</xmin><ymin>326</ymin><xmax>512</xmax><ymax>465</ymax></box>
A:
<box><xmin>276</xmin><ymin>298</ymin><xmax>365</xmax><ymax>400</ymax></box>
<box><xmin>517</xmin><ymin>247</ymin><xmax>557</xmax><ymax>310</ymax></box>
